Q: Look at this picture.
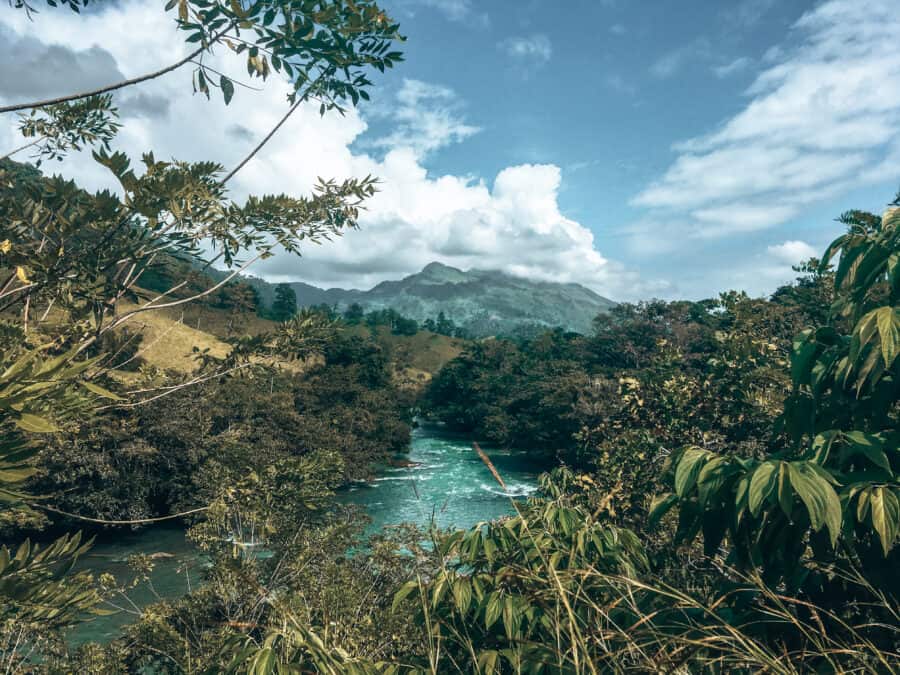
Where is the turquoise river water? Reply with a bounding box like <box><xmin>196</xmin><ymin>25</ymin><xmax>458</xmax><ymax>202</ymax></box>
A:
<box><xmin>68</xmin><ymin>423</ymin><xmax>542</xmax><ymax>645</ymax></box>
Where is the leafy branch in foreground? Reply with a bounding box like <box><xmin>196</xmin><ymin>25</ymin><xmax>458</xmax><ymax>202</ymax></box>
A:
<box><xmin>2</xmin><ymin>0</ymin><xmax>403</xmax><ymax>113</ymax></box>
<box><xmin>655</xmin><ymin>202</ymin><xmax>900</xmax><ymax>592</ymax></box>
<box><xmin>2</xmin><ymin>94</ymin><xmax>121</xmax><ymax>166</ymax></box>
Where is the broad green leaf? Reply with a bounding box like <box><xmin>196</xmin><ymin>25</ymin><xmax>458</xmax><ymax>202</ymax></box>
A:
<box><xmin>647</xmin><ymin>493</ymin><xmax>677</xmax><ymax>528</ymax></box>
<box><xmin>788</xmin><ymin>462</ymin><xmax>842</xmax><ymax>546</ymax></box>
<box><xmin>874</xmin><ymin>306</ymin><xmax>900</xmax><ymax>369</ymax></box>
<box><xmin>14</xmin><ymin>413</ymin><xmax>59</xmax><ymax>433</ymax></box>
<box><xmin>856</xmin><ymin>487</ymin><xmax>872</xmax><ymax>522</ymax></box>
<box><xmin>477</xmin><ymin>650</ymin><xmax>500</xmax><ymax>674</ymax></box>
<box><xmin>391</xmin><ymin>580</ymin><xmax>417</xmax><ymax>613</ymax></box>
<box><xmin>870</xmin><ymin>487</ymin><xmax>900</xmax><ymax>556</ymax></box>
<box><xmin>844</xmin><ymin>431</ymin><xmax>890</xmax><ymax>470</ymax></box>
<box><xmin>674</xmin><ymin>447</ymin><xmax>710</xmax><ymax>498</ymax></box>
<box><xmin>452</xmin><ymin>577</ymin><xmax>472</xmax><ymax>614</ymax></box>
<box><xmin>484</xmin><ymin>592</ymin><xmax>502</xmax><ymax>629</ymax></box>
<box><xmin>502</xmin><ymin>596</ymin><xmax>518</xmax><ymax>640</ymax></box>
<box><xmin>748</xmin><ymin>462</ymin><xmax>777</xmax><ymax>516</ymax></box>
<box><xmin>0</xmin><ymin>467</ymin><xmax>37</xmax><ymax>483</ymax></box>
<box><xmin>777</xmin><ymin>463</ymin><xmax>793</xmax><ymax>519</ymax></box>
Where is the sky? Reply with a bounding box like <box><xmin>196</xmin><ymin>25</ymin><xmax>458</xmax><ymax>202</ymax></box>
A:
<box><xmin>1</xmin><ymin>0</ymin><xmax>899</xmax><ymax>300</ymax></box>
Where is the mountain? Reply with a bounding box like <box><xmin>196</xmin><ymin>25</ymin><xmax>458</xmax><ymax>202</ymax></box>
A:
<box><xmin>265</xmin><ymin>262</ymin><xmax>615</xmax><ymax>337</ymax></box>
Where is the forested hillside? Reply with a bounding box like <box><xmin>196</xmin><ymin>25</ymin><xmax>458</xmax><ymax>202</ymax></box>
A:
<box><xmin>235</xmin><ymin>261</ymin><xmax>616</xmax><ymax>338</ymax></box>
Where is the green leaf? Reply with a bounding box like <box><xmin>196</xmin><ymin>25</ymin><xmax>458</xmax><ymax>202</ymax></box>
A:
<box><xmin>844</xmin><ymin>431</ymin><xmax>890</xmax><ymax>470</ymax></box>
<box><xmin>748</xmin><ymin>462</ymin><xmax>777</xmax><ymax>516</ymax></box>
<box><xmin>391</xmin><ymin>580</ymin><xmax>417</xmax><ymax>613</ymax></box>
<box><xmin>791</xmin><ymin>330</ymin><xmax>817</xmax><ymax>383</ymax></box>
<box><xmin>870</xmin><ymin>487</ymin><xmax>900</xmax><ymax>556</ymax></box>
<box><xmin>501</xmin><ymin>597</ymin><xmax>518</xmax><ymax>640</ymax></box>
<box><xmin>220</xmin><ymin>75</ymin><xmax>235</xmax><ymax>105</ymax></box>
<box><xmin>484</xmin><ymin>592</ymin><xmax>502</xmax><ymax>630</ymax></box>
<box><xmin>874</xmin><ymin>306</ymin><xmax>900</xmax><ymax>369</ymax></box>
<box><xmin>674</xmin><ymin>447</ymin><xmax>710</xmax><ymax>498</ymax></box>
<box><xmin>647</xmin><ymin>493</ymin><xmax>677</xmax><ymax>528</ymax></box>
<box><xmin>788</xmin><ymin>462</ymin><xmax>842</xmax><ymax>546</ymax></box>
<box><xmin>452</xmin><ymin>577</ymin><xmax>472</xmax><ymax>614</ymax></box>
<box><xmin>477</xmin><ymin>650</ymin><xmax>500</xmax><ymax>674</ymax></box>
<box><xmin>14</xmin><ymin>413</ymin><xmax>59</xmax><ymax>433</ymax></box>
<box><xmin>80</xmin><ymin>381</ymin><xmax>122</xmax><ymax>401</ymax></box>
<box><xmin>856</xmin><ymin>487</ymin><xmax>872</xmax><ymax>522</ymax></box>
<box><xmin>777</xmin><ymin>462</ymin><xmax>793</xmax><ymax>519</ymax></box>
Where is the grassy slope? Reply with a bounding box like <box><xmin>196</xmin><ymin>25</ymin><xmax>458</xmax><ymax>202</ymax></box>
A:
<box><xmin>340</xmin><ymin>325</ymin><xmax>466</xmax><ymax>389</ymax></box>
<box><xmin>114</xmin><ymin>305</ymin><xmax>465</xmax><ymax>387</ymax></box>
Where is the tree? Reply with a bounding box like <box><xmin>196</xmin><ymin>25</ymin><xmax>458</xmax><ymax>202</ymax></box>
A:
<box><xmin>343</xmin><ymin>303</ymin><xmax>365</xmax><ymax>325</ymax></box>
<box><xmin>215</xmin><ymin>281</ymin><xmax>261</xmax><ymax>333</ymax></box>
<box><xmin>392</xmin><ymin>315</ymin><xmax>418</xmax><ymax>336</ymax></box>
<box><xmin>271</xmin><ymin>283</ymin><xmax>298</xmax><ymax>322</ymax></box>
<box><xmin>435</xmin><ymin>311</ymin><xmax>456</xmax><ymax>336</ymax></box>
<box><xmin>655</xmin><ymin>201</ymin><xmax>900</xmax><ymax>595</ymax></box>
<box><xmin>0</xmin><ymin>0</ymin><xmax>404</xmax><ymax>660</ymax></box>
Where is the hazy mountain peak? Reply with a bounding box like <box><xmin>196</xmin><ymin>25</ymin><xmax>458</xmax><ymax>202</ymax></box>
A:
<box><xmin>245</xmin><ymin>262</ymin><xmax>616</xmax><ymax>337</ymax></box>
<box><xmin>417</xmin><ymin>261</ymin><xmax>469</xmax><ymax>283</ymax></box>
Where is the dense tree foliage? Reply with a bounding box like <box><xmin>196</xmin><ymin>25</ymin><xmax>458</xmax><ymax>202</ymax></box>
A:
<box><xmin>2</xmin><ymin>0</ymin><xmax>899</xmax><ymax>672</ymax></box>
<box><xmin>269</xmin><ymin>283</ymin><xmax>298</xmax><ymax>322</ymax></box>
<box><xmin>0</xmin><ymin>0</ymin><xmax>405</xmax><ymax>667</ymax></box>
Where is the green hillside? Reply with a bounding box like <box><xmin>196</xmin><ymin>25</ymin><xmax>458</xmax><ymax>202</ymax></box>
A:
<box><xmin>230</xmin><ymin>262</ymin><xmax>616</xmax><ymax>337</ymax></box>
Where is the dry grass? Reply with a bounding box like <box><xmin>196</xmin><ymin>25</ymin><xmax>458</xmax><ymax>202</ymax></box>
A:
<box><xmin>114</xmin><ymin>302</ymin><xmax>232</xmax><ymax>374</ymax></box>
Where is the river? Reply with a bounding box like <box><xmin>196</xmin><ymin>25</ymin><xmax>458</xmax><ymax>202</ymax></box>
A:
<box><xmin>68</xmin><ymin>423</ymin><xmax>542</xmax><ymax>645</ymax></box>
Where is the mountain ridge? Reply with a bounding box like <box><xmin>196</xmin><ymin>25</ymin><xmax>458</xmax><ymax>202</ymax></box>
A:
<box><xmin>239</xmin><ymin>262</ymin><xmax>615</xmax><ymax>336</ymax></box>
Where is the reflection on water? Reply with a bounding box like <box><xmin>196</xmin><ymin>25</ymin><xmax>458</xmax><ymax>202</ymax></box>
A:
<box><xmin>67</xmin><ymin>526</ymin><xmax>201</xmax><ymax>646</ymax></box>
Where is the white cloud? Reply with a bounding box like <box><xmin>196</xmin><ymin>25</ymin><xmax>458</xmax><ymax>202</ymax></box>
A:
<box><xmin>714</xmin><ymin>56</ymin><xmax>752</xmax><ymax>78</ymax></box>
<box><xmin>632</xmin><ymin>0</ymin><xmax>900</xmax><ymax>245</ymax></box>
<box><xmin>609</xmin><ymin>23</ymin><xmax>626</xmax><ymax>36</ymax></box>
<box><xmin>0</xmin><ymin>1</ymin><xmax>648</xmax><ymax>299</ymax></box>
<box><xmin>767</xmin><ymin>240</ymin><xmax>817</xmax><ymax>265</ymax></box>
<box><xmin>604</xmin><ymin>73</ymin><xmax>637</xmax><ymax>96</ymax></box>
<box><xmin>397</xmin><ymin>0</ymin><xmax>488</xmax><ymax>26</ymax></box>
<box><xmin>365</xmin><ymin>79</ymin><xmax>480</xmax><ymax>156</ymax></box>
<box><xmin>418</xmin><ymin>0</ymin><xmax>472</xmax><ymax>21</ymax></box>
<box><xmin>498</xmin><ymin>34</ymin><xmax>553</xmax><ymax>66</ymax></box>
<box><xmin>650</xmin><ymin>38</ymin><xmax>711</xmax><ymax>79</ymax></box>
<box><xmin>721</xmin><ymin>0</ymin><xmax>778</xmax><ymax>29</ymax></box>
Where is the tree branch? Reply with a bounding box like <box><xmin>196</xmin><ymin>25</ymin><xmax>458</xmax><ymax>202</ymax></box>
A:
<box><xmin>221</xmin><ymin>98</ymin><xmax>302</xmax><ymax>184</ymax></box>
<box><xmin>0</xmin><ymin>138</ymin><xmax>40</xmax><ymax>161</ymax></box>
<box><xmin>100</xmin><ymin>252</ymin><xmax>263</xmax><ymax>334</ymax></box>
<box><xmin>28</xmin><ymin>502</ymin><xmax>209</xmax><ymax>525</ymax></box>
<box><xmin>0</xmin><ymin>26</ymin><xmax>233</xmax><ymax>114</ymax></box>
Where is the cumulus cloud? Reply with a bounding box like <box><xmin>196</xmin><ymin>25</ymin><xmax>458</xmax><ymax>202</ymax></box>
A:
<box><xmin>498</xmin><ymin>34</ymin><xmax>553</xmax><ymax>66</ymax></box>
<box><xmin>0</xmin><ymin>23</ymin><xmax>123</xmax><ymax>99</ymax></box>
<box><xmin>364</xmin><ymin>79</ymin><xmax>480</xmax><ymax>156</ymax></box>
<box><xmin>767</xmin><ymin>240</ymin><xmax>817</xmax><ymax>265</ymax></box>
<box><xmin>632</xmin><ymin>0</ymin><xmax>900</xmax><ymax>244</ymax></box>
<box><xmin>0</xmin><ymin>1</ymin><xmax>645</xmax><ymax>299</ymax></box>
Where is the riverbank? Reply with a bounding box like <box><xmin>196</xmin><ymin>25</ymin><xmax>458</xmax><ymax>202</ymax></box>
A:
<box><xmin>65</xmin><ymin>424</ymin><xmax>543</xmax><ymax>646</ymax></box>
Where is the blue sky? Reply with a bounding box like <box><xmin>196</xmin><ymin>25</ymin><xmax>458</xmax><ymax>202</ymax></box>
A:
<box><xmin>1</xmin><ymin>0</ymin><xmax>899</xmax><ymax>299</ymax></box>
<box><xmin>352</xmin><ymin>0</ymin><xmax>900</xmax><ymax>297</ymax></box>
